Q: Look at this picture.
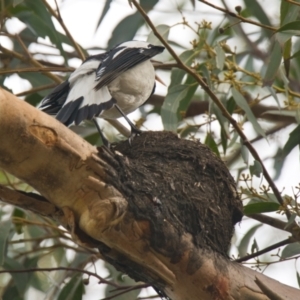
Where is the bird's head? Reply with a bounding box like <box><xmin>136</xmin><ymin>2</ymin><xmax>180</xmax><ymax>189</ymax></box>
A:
<box><xmin>118</xmin><ymin>40</ymin><xmax>165</xmax><ymax>57</ymax></box>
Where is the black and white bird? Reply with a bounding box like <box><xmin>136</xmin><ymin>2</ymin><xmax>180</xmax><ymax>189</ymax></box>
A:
<box><xmin>39</xmin><ymin>40</ymin><xmax>165</xmax><ymax>144</ymax></box>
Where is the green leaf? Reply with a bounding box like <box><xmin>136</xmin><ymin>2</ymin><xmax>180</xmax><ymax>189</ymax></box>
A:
<box><xmin>57</xmin><ymin>274</ymin><xmax>84</xmax><ymax>300</ymax></box>
<box><xmin>277</xmin><ymin>21</ymin><xmax>300</xmax><ymax>34</ymax></box>
<box><xmin>244</xmin><ymin>0</ymin><xmax>272</xmax><ymax>27</ymax></box>
<box><xmin>283</xmin><ymin>124</ymin><xmax>300</xmax><ymax>156</ymax></box>
<box><xmin>95</xmin><ymin>0</ymin><xmax>113</xmax><ymax>30</ymax></box>
<box><xmin>205</xmin><ymin>133</ymin><xmax>220</xmax><ymax>157</ymax></box>
<box><xmin>280</xmin><ymin>0</ymin><xmax>300</xmax><ymax>26</ymax></box>
<box><xmin>2</xmin><ymin>286</ymin><xmax>23</xmax><ymax>300</ymax></box>
<box><xmin>244</xmin><ymin>202</ymin><xmax>280</xmax><ymax>215</ymax></box>
<box><xmin>12</xmin><ymin>0</ymin><xmax>67</xmax><ymax>62</ymax></box>
<box><xmin>284</xmin><ymin>213</ymin><xmax>297</xmax><ymax>230</ymax></box>
<box><xmin>108</xmin><ymin>12</ymin><xmax>144</xmax><ymax>48</ymax></box>
<box><xmin>226</xmin><ymin>96</ymin><xmax>236</xmax><ymax>115</ymax></box>
<box><xmin>251</xmin><ymin>238</ymin><xmax>259</xmax><ymax>254</ymax></box>
<box><xmin>4</xmin><ymin>257</ymin><xmax>29</xmax><ymax>295</ymax></box>
<box><xmin>232</xmin><ymin>88</ymin><xmax>266</xmax><ymax>138</ymax></box>
<box><xmin>263</xmin><ymin>40</ymin><xmax>282</xmax><ymax>86</ymax></box>
<box><xmin>215</xmin><ymin>43</ymin><xmax>225</xmax><ymax>70</ymax></box>
<box><xmin>241</xmin><ymin>143</ymin><xmax>249</xmax><ymax>165</ymax></box>
<box><xmin>238</xmin><ymin>224</ymin><xmax>262</xmax><ymax>257</ymax></box>
<box><xmin>148</xmin><ymin>24</ymin><xmax>170</xmax><ymax>45</ymax></box>
<box><xmin>297</xmin><ymin>271</ymin><xmax>300</xmax><ymax>288</ymax></box>
<box><xmin>273</xmin><ymin>147</ymin><xmax>285</xmax><ymax>181</ymax></box>
<box><xmin>161</xmin><ymin>85</ymin><xmax>189</xmax><ymax>132</ymax></box>
<box><xmin>0</xmin><ymin>220</ymin><xmax>11</xmax><ymax>266</ymax></box>
<box><xmin>169</xmin><ymin>50</ymin><xmax>199</xmax><ymax>88</ymax></box>
<box><xmin>12</xmin><ymin>208</ymin><xmax>25</xmax><ymax>234</ymax></box>
<box><xmin>104</xmin><ymin>263</ymin><xmax>141</xmax><ymax>300</ymax></box>
<box><xmin>108</xmin><ymin>0</ymin><xmax>158</xmax><ymax>48</ymax></box>
<box><xmin>249</xmin><ymin>160</ymin><xmax>263</xmax><ymax>178</ymax></box>
<box><xmin>281</xmin><ymin>242</ymin><xmax>300</xmax><ymax>259</ymax></box>
<box><xmin>178</xmin><ymin>75</ymin><xmax>198</xmax><ymax>113</ymax></box>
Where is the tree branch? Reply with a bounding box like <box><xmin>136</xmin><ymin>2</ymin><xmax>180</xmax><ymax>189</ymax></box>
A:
<box><xmin>0</xmin><ymin>88</ymin><xmax>299</xmax><ymax>299</ymax></box>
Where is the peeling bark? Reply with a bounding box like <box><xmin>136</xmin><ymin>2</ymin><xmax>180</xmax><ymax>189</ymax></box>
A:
<box><xmin>0</xmin><ymin>88</ymin><xmax>299</xmax><ymax>299</ymax></box>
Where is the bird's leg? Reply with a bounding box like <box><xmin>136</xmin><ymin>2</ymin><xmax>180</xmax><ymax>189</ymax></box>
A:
<box><xmin>114</xmin><ymin>104</ymin><xmax>142</xmax><ymax>137</ymax></box>
<box><xmin>93</xmin><ymin>117</ymin><xmax>111</xmax><ymax>148</ymax></box>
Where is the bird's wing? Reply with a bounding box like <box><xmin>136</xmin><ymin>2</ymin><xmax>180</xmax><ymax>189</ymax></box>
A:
<box><xmin>39</xmin><ymin>55</ymin><xmax>114</xmax><ymax>126</ymax></box>
<box><xmin>95</xmin><ymin>47</ymin><xmax>154</xmax><ymax>90</ymax></box>
<box><xmin>38</xmin><ymin>80</ymin><xmax>70</xmax><ymax>115</ymax></box>
<box><xmin>55</xmin><ymin>59</ymin><xmax>114</xmax><ymax>126</ymax></box>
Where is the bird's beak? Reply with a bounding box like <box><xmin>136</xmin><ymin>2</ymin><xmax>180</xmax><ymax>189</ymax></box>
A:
<box><xmin>155</xmin><ymin>74</ymin><xmax>166</xmax><ymax>86</ymax></box>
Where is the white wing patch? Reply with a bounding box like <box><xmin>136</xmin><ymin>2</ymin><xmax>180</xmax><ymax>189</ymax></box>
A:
<box><xmin>66</xmin><ymin>67</ymin><xmax>111</xmax><ymax>109</ymax></box>
<box><xmin>69</xmin><ymin>60</ymin><xmax>100</xmax><ymax>85</ymax></box>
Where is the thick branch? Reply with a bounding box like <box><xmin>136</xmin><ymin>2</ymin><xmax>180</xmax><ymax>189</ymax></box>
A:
<box><xmin>0</xmin><ymin>88</ymin><xmax>299</xmax><ymax>299</ymax></box>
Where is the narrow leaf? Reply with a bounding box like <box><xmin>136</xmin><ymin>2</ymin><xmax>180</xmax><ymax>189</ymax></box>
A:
<box><xmin>4</xmin><ymin>257</ymin><xmax>29</xmax><ymax>295</ymax></box>
<box><xmin>251</xmin><ymin>238</ymin><xmax>259</xmax><ymax>254</ymax></box>
<box><xmin>244</xmin><ymin>202</ymin><xmax>280</xmax><ymax>215</ymax></box>
<box><xmin>277</xmin><ymin>21</ymin><xmax>300</xmax><ymax>34</ymax></box>
<box><xmin>297</xmin><ymin>271</ymin><xmax>300</xmax><ymax>288</ymax></box>
<box><xmin>95</xmin><ymin>0</ymin><xmax>113</xmax><ymax>30</ymax></box>
<box><xmin>0</xmin><ymin>220</ymin><xmax>11</xmax><ymax>266</ymax></box>
<box><xmin>281</xmin><ymin>242</ymin><xmax>300</xmax><ymax>259</ymax></box>
<box><xmin>284</xmin><ymin>213</ymin><xmax>297</xmax><ymax>230</ymax></box>
<box><xmin>283</xmin><ymin>124</ymin><xmax>300</xmax><ymax>155</ymax></box>
<box><xmin>205</xmin><ymin>133</ymin><xmax>220</xmax><ymax>157</ymax></box>
<box><xmin>215</xmin><ymin>43</ymin><xmax>225</xmax><ymax>70</ymax></box>
<box><xmin>238</xmin><ymin>224</ymin><xmax>262</xmax><ymax>257</ymax></box>
<box><xmin>244</xmin><ymin>0</ymin><xmax>272</xmax><ymax>27</ymax></box>
<box><xmin>232</xmin><ymin>88</ymin><xmax>266</xmax><ymax>138</ymax></box>
<box><xmin>263</xmin><ymin>40</ymin><xmax>282</xmax><ymax>86</ymax></box>
<box><xmin>161</xmin><ymin>85</ymin><xmax>189</xmax><ymax>132</ymax></box>
<box><xmin>249</xmin><ymin>160</ymin><xmax>263</xmax><ymax>178</ymax></box>
<box><xmin>148</xmin><ymin>24</ymin><xmax>170</xmax><ymax>45</ymax></box>
<box><xmin>58</xmin><ymin>274</ymin><xmax>84</xmax><ymax>300</ymax></box>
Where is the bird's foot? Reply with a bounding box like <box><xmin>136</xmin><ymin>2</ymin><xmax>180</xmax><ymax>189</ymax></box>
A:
<box><xmin>128</xmin><ymin>126</ymin><xmax>142</xmax><ymax>145</ymax></box>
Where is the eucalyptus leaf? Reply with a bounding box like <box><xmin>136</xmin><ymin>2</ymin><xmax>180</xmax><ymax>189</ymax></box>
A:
<box><xmin>0</xmin><ymin>220</ymin><xmax>11</xmax><ymax>266</ymax></box>
<box><xmin>263</xmin><ymin>40</ymin><xmax>282</xmax><ymax>86</ymax></box>
<box><xmin>205</xmin><ymin>133</ymin><xmax>220</xmax><ymax>157</ymax></box>
<box><xmin>238</xmin><ymin>224</ymin><xmax>262</xmax><ymax>257</ymax></box>
<box><xmin>148</xmin><ymin>24</ymin><xmax>170</xmax><ymax>45</ymax></box>
<box><xmin>57</xmin><ymin>274</ymin><xmax>84</xmax><ymax>300</ymax></box>
<box><xmin>4</xmin><ymin>257</ymin><xmax>29</xmax><ymax>295</ymax></box>
<box><xmin>283</xmin><ymin>124</ymin><xmax>300</xmax><ymax>155</ymax></box>
<box><xmin>243</xmin><ymin>202</ymin><xmax>280</xmax><ymax>215</ymax></box>
<box><xmin>95</xmin><ymin>0</ymin><xmax>113</xmax><ymax>30</ymax></box>
<box><xmin>249</xmin><ymin>160</ymin><xmax>263</xmax><ymax>178</ymax></box>
<box><xmin>244</xmin><ymin>0</ymin><xmax>272</xmax><ymax>27</ymax></box>
<box><xmin>161</xmin><ymin>85</ymin><xmax>189</xmax><ymax>131</ymax></box>
<box><xmin>281</xmin><ymin>242</ymin><xmax>300</xmax><ymax>259</ymax></box>
<box><xmin>280</xmin><ymin>0</ymin><xmax>300</xmax><ymax>26</ymax></box>
<box><xmin>232</xmin><ymin>88</ymin><xmax>266</xmax><ymax>138</ymax></box>
<box><xmin>215</xmin><ymin>43</ymin><xmax>225</xmax><ymax>70</ymax></box>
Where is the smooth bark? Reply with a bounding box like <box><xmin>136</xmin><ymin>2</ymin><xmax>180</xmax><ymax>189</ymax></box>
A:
<box><xmin>0</xmin><ymin>88</ymin><xmax>299</xmax><ymax>300</ymax></box>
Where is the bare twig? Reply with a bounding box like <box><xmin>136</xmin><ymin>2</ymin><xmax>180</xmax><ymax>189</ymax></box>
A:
<box><xmin>234</xmin><ymin>237</ymin><xmax>294</xmax><ymax>263</ymax></box>
<box><xmin>248</xmin><ymin>214</ymin><xmax>288</xmax><ymax>231</ymax></box>
<box><xmin>0</xmin><ymin>267</ymin><xmax>120</xmax><ymax>288</ymax></box>
<box><xmin>102</xmin><ymin>283</ymin><xmax>149</xmax><ymax>300</ymax></box>
<box><xmin>131</xmin><ymin>0</ymin><xmax>289</xmax><ymax>218</ymax></box>
<box><xmin>0</xmin><ymin>44</ymin><xmax>62</xmax><ymax>84</ymax></box>
<box><xmin>41</xmin><ymin>0</ymin><xmax>86</xmax><ymax>61</ymax></box>
<box><xmin>0</xmin><ymin>66</ymin><xmax>74</xmax><ymax>76</ymax></box>
<box><xmin>15</xmin><ymin>83</ymin><xmax>57</xmax><ymax>97</ymax></box>
<box><xmin>285</xmin><ymin>0</ymin><xmax>300</xmax><ymax>7</ymax></box>
<box><xmin>199</xmin><ymin>0</ymin><xmax>276</xmax><ymax>31</ymax></box>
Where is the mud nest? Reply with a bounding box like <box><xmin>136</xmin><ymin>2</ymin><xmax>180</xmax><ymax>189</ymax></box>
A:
<box><xmin>105</xmin><ymin>131</ymin><xmax>243</xmax><ymax>258</ymax></box>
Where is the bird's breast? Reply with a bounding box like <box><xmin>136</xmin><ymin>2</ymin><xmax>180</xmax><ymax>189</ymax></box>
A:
<box><xmin>102</xmin><ymin>60</ymin><xmax>155</xmax><ymax>119</ymax></box>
